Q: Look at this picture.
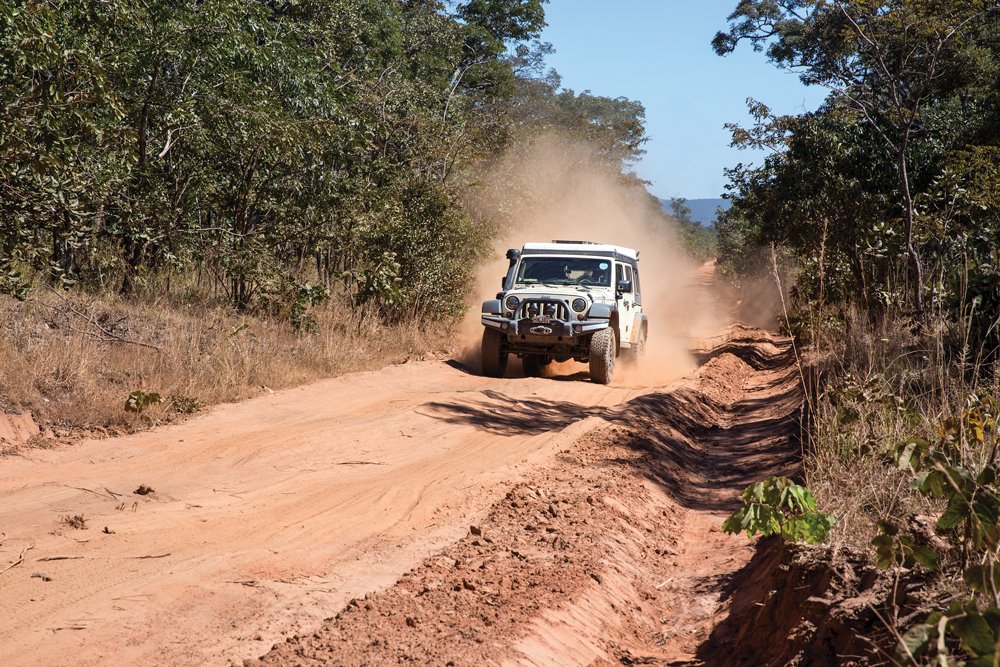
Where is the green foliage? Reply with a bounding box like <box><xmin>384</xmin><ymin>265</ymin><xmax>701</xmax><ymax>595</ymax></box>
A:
<box><xmin>505</xmin><ymin>76</ymin><xmax>649</xmax><ymax>173</ymax></box>
<box><xmin>124</xmin><ymin>390</ymin><xmax>162</xmax><ymax>414</ymax></box>
<box><xmin>872</xmin><ymin>520</ymin><xmax>940</xmax><ymax>571</ymax></box>
<box><xmin>0</xmin><ymin>0</ymin><xmax>660</xmax><ymax>320</ymax></box>
<box><xmin>715</xmin><ymin>5</ymin><xmax>1000</xmax><ymax>661</ymax></box>
<box><xmin>887</xmin><ymin>394</ymin><xmax>1000</xmax><ymax>664</ymax></box>
<box><xmin>722</xmin><ymin>476</ymin><xmax>835</xmax><ymax>545</ymax></box>
<box><xmin>669</xmin><ymin>197</ymin><xmax>692</xmax><ymax>222</ymax></box>
<box><xmin>895</xmin><ymin>396</ymin><xmax>1000</xmax><ymax>555</ymax></box>
<box><xmin>678</xmin><ymin>220</ymin><xmax>718</xmax><ymax>263</ymax></box>
<box><xmin>716</xmin><ymin>1</ymin><xmax>1000</xmax><ymax>318</ymax></box>
<box><xmin>355</xmin><ymin>252</ymin><xmax>403</xmax><ymax>312</ymax></box>
<box><xmin>898</xmin><ymin>601</ymin><xmax>1000</xmax><ymax>666</ymax></box>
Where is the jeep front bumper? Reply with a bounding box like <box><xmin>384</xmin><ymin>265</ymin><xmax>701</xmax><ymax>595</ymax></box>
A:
<box><xmin>481</xmin><ymin>313</ymin><xmax>609</xmax><ymax>339</ymax></box>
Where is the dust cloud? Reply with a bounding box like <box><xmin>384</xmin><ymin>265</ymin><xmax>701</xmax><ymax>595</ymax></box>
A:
<box><xmin>459</xmin><ymin>134</ymin><xmax>729</xmax><ymax>386</ymax></box>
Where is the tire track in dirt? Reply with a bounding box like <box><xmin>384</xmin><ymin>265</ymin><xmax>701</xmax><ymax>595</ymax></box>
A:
<box><xmin>253</xmin><ymin>328</ymin><xmax>802</xmax><ymax>666</ymax></box>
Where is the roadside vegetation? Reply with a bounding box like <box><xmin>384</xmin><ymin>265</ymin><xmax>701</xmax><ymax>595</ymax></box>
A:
<box><xmin>715</xmin><ymin>1</ymin><xmax>1000</xmax><ymax>662</ymax></box>
<box><xmin>0</xmin><ymin>288</ymin><xmax>445</xmax><ymax>435</ymax></box>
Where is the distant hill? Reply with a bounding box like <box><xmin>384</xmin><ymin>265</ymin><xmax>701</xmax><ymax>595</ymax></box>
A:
<box><xmin>658</xmin><ymin>198</ymin><xmax>731</xmax><ymax>226</ymax></box>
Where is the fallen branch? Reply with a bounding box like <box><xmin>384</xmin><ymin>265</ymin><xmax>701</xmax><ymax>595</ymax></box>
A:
<box><xmin>63</xmin><ymin>485</ymin><xmax>121</xmax><ymax>501</ymax></box>
<box><xmin>0</xmin><ymin>544</ymin><xmax>34</xmax><ymax>575</ymax></box>
<box><xmin>335</xmin><ymin>460</ymin><xmax>386</xmax><ymax>466</ymax></box>
<box><xmin>31</xmin><ymin>552</ymin><xmax>171</xmax><ymax>562</ymax></box>
<box><xmin>228</xmin><ymin>579</ymin><xmax>261</xmax><ymax>587</ymax></box>
<box><xmin>46</xmin><ymin>289</ymin><xmax>161</xmax><ymax>351</ymax></box>
<box><xmin>119</xmin><ymin>552</ymin><xmax>171</xmax><ymax>560</ymax></box>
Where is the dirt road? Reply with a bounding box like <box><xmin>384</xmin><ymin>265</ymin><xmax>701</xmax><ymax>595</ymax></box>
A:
<box><xmin>0</xmin><ymin>269</ymin><xmax>800</xmax><ymax>666</ymax></box>
<box><xmin>0</xmin><ymin>354</ymin><xmax>677</xmax><ymax>665</ymax></box>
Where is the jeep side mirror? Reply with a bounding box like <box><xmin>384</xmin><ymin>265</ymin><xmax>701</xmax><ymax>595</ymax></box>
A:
<box><xmin>617</xmin><ymin>280</ymin><xmax>632</xmax><ymax>293</ymax></box>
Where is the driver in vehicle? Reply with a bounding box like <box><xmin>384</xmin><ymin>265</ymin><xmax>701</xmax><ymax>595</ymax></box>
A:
<box><xmin>575</xmin><ymin>261</ymin><xmax>610</xmax><ymax>286</ymax></box>
<box><xmin>592</xmin><ymin>263</ymin><xmax>611</xmax><ymax>286</ymax></box>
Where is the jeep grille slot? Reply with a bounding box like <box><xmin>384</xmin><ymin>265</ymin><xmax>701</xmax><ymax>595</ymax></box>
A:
<box><xmin>517</xmin><ymin>299</ymin><xmax>569</xmax><ymax>321</ymax></box>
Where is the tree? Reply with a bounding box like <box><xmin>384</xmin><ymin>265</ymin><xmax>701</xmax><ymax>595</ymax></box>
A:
<box><xmin>0</xmin><ymin>0</ymin><xmax>552</xmax><ymax>317</ymax></box>
<box><xmin>669</xmin><ymin>197</ymin><xmax>692</xmax><ymax>222</ymax></box>
<box><xmin>716</xmin><ymin>0</ymin><xmax>1000</xmax><ymax>314</ymax></box>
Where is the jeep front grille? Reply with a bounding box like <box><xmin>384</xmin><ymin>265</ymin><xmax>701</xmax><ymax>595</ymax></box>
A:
<box><xmin>516</xmin><ymin>299</ymin><xmax>569</xmax><ymax>321</ymax></box>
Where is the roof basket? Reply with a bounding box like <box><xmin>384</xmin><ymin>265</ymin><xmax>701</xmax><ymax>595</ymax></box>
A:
<box><xmin>551</xmin><ymin>240</ymin><xmax>599</xmax><ymax>245</ymax></box>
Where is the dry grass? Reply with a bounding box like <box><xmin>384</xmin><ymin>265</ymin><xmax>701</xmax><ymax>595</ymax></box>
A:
<box><xmin>0</xmin><ymin>287</ymin><xmax>454</xmax><ymax>437</ymax></box>
<box><xmin>805</xmin><ymin>306</ymin><xmax>967</xmax><ymax>553</ymax></box>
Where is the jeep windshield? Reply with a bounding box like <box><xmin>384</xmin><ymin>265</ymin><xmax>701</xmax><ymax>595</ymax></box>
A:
<box><xmin>514</xmin><ymin>256</ymin><xmax>612</xmax><ymax>287</ymax></box>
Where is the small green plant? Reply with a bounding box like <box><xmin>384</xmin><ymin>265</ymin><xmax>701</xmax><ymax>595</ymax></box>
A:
<box><xmin>872</xmin><ymin>519</ymin><xmax>939</xmax><ymax>571</ymax></box>
<box><xmin>722</xmin><ymin>476</ymin><xmax>835</xmax><ymax>544</ymax></box>
<box><xmin>124</xmin><ymin>390</ymin><xmax>162</xmax><ymax>414</ymax></box>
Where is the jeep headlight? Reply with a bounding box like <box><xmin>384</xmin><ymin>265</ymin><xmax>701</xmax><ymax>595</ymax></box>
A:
<box><xmin>571</xmin><ymin>298</ymin><xmax>588</xmax><ymax>313</ymax></box>
<box><xmin>504</xmin><ymin>295</ymin><xmax>519</xmax><ymax>313</ymax></box>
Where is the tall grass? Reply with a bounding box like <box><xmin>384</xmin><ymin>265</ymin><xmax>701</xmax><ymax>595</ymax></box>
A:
<box><xmin>802</xmin><ymin>300</ymin><xmax>999</xmax><ymax>553</ymax></box>
<box><xmin>0</xmin><ymin>286</ymin><xmax>452</xmax><ymax>436</ymax></box>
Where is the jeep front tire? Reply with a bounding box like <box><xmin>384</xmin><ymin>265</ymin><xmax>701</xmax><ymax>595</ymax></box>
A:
<box><xmin>481</xmin><ymin>328</ymin><xmax>508</xmax><ymax>378</ymax></box>
<box><xmin>588</xmin><ymin>328</ymin><xmax>615</xmax><ymax>384</ymax></box>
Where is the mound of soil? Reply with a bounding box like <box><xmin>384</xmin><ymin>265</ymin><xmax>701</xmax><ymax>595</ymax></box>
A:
<box><xmin>252</xmin><ymin>430</ymin><xmax>687</xmax><ymax>666</ymax></box>
<box><xmin>695</xmin><ymin>538</ymin><xmax>904</xmax><ymax>666</ymax></box>
<box><xmin>0</xmin><ymin>411</ymin><xmax>40</xmax><ymax>452</ymax></box>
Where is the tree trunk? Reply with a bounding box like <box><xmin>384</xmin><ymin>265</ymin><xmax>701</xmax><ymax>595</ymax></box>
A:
<box><xmin>898</xmin><ymin>142</ymin><xmax>923</xmax><ymax>316</ymax></box>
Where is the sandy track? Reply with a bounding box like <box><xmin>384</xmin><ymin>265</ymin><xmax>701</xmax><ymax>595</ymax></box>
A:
<box><xmin>0</xmin><ymin>356</ymin><xmax>669</xmax><ymax>666</ymax></box>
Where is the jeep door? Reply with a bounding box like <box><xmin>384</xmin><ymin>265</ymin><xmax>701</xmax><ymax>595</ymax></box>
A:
<box><xmin>615</xmin><ymin>262</ymin><xmax>635</xmax><ymax>344</ymax></box>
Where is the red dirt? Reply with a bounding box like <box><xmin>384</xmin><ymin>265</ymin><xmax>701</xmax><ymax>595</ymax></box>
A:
<box><xmin>0</xmin><ymin>267</ymin><xmax>808</xmax><ymax>666</ymax></box>
<box><xmin>250</xmin><ymin>332</ymin><xmax>803</xmax><ymax>666</ymax></box>
<box><xmin>0</xmin><ymin>410</ymin><xmax>40</xmax><ymax>452</ymax></box>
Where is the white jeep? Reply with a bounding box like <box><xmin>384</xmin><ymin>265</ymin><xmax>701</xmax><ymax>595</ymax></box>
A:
<box><xmin>480</xmin><ymin>241</ymin><xmax>647</xmax><ymax>384</ymax></box>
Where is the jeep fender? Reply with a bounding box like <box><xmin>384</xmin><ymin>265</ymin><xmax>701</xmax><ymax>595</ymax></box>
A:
<box><xmin>587</xmin><ymin>303</ymin><xmax>621</xmax><ymax>355</ymax></box>
<box><xmin>587</xmin><ymin>303</ymin><xmax>615</xmax><ymax>320</ymax></box>
<box><xmin>610</xmin><ymin>312</ymin><xmax>621</xmax><ymax>355</ymax></box>
<box><xmin>481</xmin><ymin>299</ymin><xmax>502</xmax><ymax>315</ymax></box>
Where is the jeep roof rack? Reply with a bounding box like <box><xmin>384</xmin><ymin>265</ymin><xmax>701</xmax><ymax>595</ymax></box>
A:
<box><xmin>521</xmin><ymin>242</ymin><xmax>638</xmax><ymax>263</ymax></box>
<box><xmin>551</xmin><ymin>239</ymin><xmax>598</xmax><ymax>245</ymax></box>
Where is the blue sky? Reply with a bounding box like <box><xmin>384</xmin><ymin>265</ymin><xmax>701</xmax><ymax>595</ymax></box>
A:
<box><xmin>539</xmin><ymin>1</ymin><xmax>827</xmax><ymax>200</ymax></box>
